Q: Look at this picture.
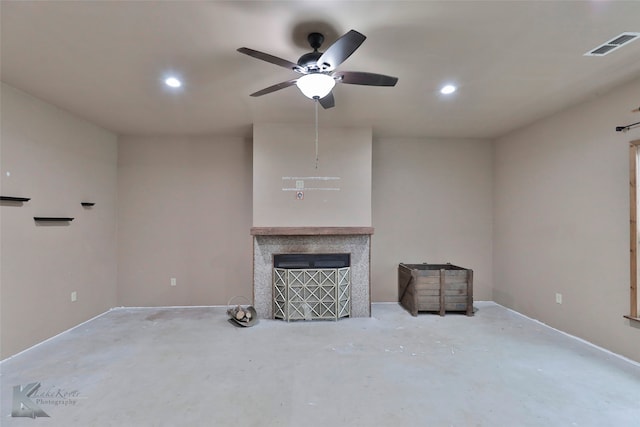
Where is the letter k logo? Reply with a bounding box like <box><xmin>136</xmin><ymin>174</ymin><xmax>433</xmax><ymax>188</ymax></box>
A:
<box><xmin>12</xmin><ymin>382</ymin><xmax>50</xmax><ymax>418</ymax></box>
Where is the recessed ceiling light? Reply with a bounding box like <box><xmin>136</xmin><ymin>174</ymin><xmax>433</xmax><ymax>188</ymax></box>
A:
<box><xmin>164</xmin><ymin>77</ymin><xmax>182</xmax><ymax>88</ymax></box>
<box><xmin>440</xmin><ymin>84</ymin><xmax>456</xmax><ymax>95</ymax></box>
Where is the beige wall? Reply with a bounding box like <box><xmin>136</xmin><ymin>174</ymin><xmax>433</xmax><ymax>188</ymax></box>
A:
<box><xmin>117</xmin><ymin>136</ymin><xmax>253</xmax><ymax>307</ymax></box>
<box><xmin>371</xmin><ymin>137</ymin><xmax>494</xmax><ymax>303</ymax></box>
<box><xmin>0</xmin><ymin>83</ymin><xmax>118</xmax><ymax>359</ymax></box>
<box><xmin>253</xmin><ymin>124</ymin><xmax>372</xmax><ymax>227</ymax></box>
<box><xmin>494</xmin><ymin>77</ymin><xmax>640</xmax><ymax>362</ymax></box>
<box><xmin>5</xmin><ymin>75</ymin><xmax>640</xmax><ymax>363</ymax></box>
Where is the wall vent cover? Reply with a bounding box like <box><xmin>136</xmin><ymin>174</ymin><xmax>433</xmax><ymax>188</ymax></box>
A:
<box><xmin>584</xmin><ymin>32</ymin><xmax>640</xmax><ymax>56</ymax></box>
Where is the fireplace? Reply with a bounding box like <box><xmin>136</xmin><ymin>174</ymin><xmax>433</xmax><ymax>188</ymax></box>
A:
<box><xmin>251</xmin><ymin>227</ymin><xmax>373</xmax><ymax>319</ymax></box>
<box><xmin>274</xmin><ymin>253</ymin><xmax>350</xmax><ymax>269</ymax></box>
<box><xmin>274</xmin><ymin>254</ymin><xmax>350</xmax><ymax>321</ymax></box>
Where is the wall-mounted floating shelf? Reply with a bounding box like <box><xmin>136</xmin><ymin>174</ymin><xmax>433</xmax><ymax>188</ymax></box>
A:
<box><xmin>81</xmin><ymin>202</ymin><xmax>95</xmax><ymax>207</ymax></box>
<box><xmin>1</xmin><ymin>196</ymin><xmax>31</xmax><ymax>202</ymax></box>
<box><xmin>34</xmin><ymin>217</ymin><xmax>74</xmax><ymax>222</ymax></box>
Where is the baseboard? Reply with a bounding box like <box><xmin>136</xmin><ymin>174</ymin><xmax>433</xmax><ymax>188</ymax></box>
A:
<box><xmin>1</xmin><ymin>308</ymin><xmax>115</xmax><ymax>364</ymax></box>
<box><xmin>5</xmin><ymin>301</ymin><xmax>637</xmax><ymax>367</ymax></box>
<box><xmin>494</xmin><ymin>302</ymin><xmax>640</xmax><ymax>368</ymax></box>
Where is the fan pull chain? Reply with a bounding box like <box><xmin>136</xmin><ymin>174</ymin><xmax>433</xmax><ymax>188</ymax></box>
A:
<box><xmin>315</xmin><ymin>98</ymin><xmax>319</xmax><ymax>169</ymax></box>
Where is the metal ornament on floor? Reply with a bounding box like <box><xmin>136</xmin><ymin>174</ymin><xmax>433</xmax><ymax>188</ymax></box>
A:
<box><xmin>226</xmin><ymin>296</ymin><xmax>258</xmax><ymax>327</ymax></box>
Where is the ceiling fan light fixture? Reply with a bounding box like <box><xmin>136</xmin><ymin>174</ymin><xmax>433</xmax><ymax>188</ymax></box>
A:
<box><xmin>296</xmin><ymin>73</ymin><xmax>335</xmax><ymax>99</ymax></box>
<box><xmin>238</xmin><ymin>29</ymin><xmax>397</xmax><ymax>109</ymax></box>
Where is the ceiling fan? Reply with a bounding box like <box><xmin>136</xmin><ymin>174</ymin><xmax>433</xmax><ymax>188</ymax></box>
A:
<box><xmin>237</xmin><ymin>29</ymin><xmax>398</xmax><ymax>109</ymax></box>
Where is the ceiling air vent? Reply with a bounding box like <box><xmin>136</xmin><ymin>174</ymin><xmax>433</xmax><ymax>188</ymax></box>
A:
<box><xmin>584</xmin><ymin>32</ymin><xmax>640</xmax><ymax>56</ymax></box>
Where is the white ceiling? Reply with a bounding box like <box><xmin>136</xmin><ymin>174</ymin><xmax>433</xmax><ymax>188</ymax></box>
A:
<box><xmin>2</xmin><ymin>1</ymin><xmax>640</xmax><ymax>139</ymax></box>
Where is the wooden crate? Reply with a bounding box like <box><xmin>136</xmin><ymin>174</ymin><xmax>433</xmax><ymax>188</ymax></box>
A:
<box><xmin>398</xmin><ymin>263</ymin><xmax>473</xmax><ymax>316</ymax></box>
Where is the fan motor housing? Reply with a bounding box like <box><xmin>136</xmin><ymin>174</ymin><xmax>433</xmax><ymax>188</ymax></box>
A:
<box><xmin>297</xmin><ymin>51</ymin><xmax>322</xmax><ymax>69</ymax></box>
<box><xmin>297</xmin><ymin>32</ymin><xmax>326</xmax><ymax>70</ymax></box>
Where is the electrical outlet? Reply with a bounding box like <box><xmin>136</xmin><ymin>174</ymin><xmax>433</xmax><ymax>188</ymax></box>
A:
<box><xmin>555</xmin><ymin>293</ymin><xmax>562</xmax><ymax>304</ymax></box>
<box><xmin>71</xmin><ymin>291</ymin><xmax>77</xmax><ymax>302</ymax></box>
<box><xmin>170</xmin><ymin>278</ymin><xmax>177</xmax><ymax>287</ymax></box>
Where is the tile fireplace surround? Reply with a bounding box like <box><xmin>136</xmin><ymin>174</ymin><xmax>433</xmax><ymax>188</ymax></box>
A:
<box><xmin>251</xmin><ymin>227</ymin><xmax>373</xmax><ymax>319</ymax></box>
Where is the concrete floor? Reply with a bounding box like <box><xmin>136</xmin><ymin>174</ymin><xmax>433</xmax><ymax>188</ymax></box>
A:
<box><xmin>1</xmin><ymin>302</ymin><xmax>639</xmax><ymax>426</ymax></box>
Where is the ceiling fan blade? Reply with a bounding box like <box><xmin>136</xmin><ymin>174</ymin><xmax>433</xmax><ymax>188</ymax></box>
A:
<box><xmin>317</xmin><ymin>30</ymin><xmax>366</xmax><ymax>71</ymax></box>
<box><xmin>237</xmin><ymin>47</ymin><xmax>301</xmax><ymax>72</ymax></box>
<box><xmin>334</xmin><ymin>71</ymin><xmax>398</xmax><ymax>86</ymax></box>
<box><xmin>318</xmin><ymin>92</ymin><xmax>335</xmax><ymax>109</ymax></box>
<box><xmin>249</xmin><ymin>79</ymin><xmax>298</xmax><ymax>97</ymax></box>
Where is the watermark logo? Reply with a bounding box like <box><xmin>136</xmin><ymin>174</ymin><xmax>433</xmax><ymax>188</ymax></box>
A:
<box><xmin>12</xmin><ymin>382</ymin><xmax>82</xmax><ymax>418</ymax></box>
<box><xmin>12</xmin><ymin>383</ymin><xmax>50</xmax><ymax>418</ymax></box>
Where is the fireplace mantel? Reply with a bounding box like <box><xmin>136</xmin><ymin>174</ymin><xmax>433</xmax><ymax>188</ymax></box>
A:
<box><xmin>250</xmin><ymin>226</ymin><xmax>374</xmax><ymax>236</ymax></box>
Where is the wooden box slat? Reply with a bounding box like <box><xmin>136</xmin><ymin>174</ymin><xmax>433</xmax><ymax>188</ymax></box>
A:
<box><xmin>418</xmin><ymin>295</ymin><xmax>468</xmax><ymax>304</ymax></box>
<box><xmin>398</xmin><ymin>263</ymin><xmax>474</xmax><ymax>317</ymax></box>
<box><xmin>419</xmin><ymin>302</ymin><xmax>469</xmax><ymax>311</ymax></box>
<box><xmin>417</xmin><ymin>288</ymin><xmax>467</xmax><ymax>297</ymax></box>
<box><xmin>416</xmin><ymin>281</ymin><xmax>469</xmax><ymax>288</ymax></box>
